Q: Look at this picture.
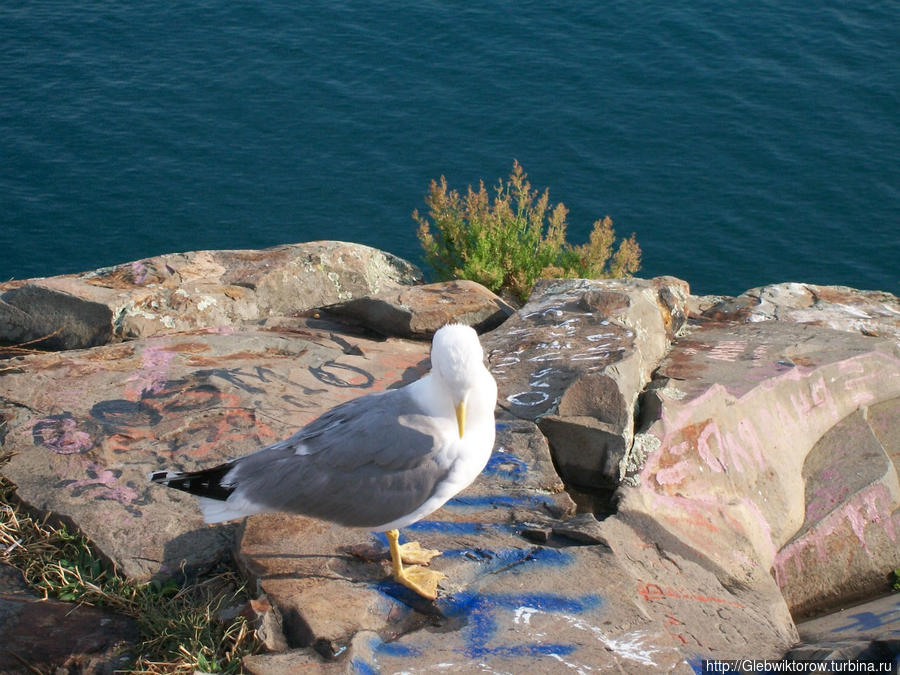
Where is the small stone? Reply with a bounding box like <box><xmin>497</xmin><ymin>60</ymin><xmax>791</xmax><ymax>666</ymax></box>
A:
<box><xmin>324</xmin><ymin>279</ymin><xmax>515</xmax><ymax>338</ymax></box>
<box><xmin>519</xmin><ymin>523</ymin><xmax>552</xmax><ymax>543</ymax></box>
<box><xmin>242</xmin><ymin>594</ymin><xmax>288</xmax><ymax>652</ymax></box>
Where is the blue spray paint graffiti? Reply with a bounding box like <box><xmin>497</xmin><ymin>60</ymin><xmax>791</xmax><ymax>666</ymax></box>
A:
<box><xmin>483</xmin><ymin>450</ymin><xmax>529</xmax><ymax>480</ymax></box>
<box><xmin>350</xmin><ymin>421</ymin><xmax>605</xmax><ymax>670</ymax></box>
<box><xmin>446</xmin><ymin>494</ymin><xmax>558</xmax><ymax>510</ymax></box>
<box><xmin>437</xmin><ymin>545</ymin><xmax>572</xmax><ymax>568</ymax></box>
<box><xmin>440</xmin><ymin>591</ymin><xmax>604</xmax><ymax>659</ymax></box>
<box><xmin>373</xmin><ymin>545</ymin><xmax>574</xmax><ymax>603</ymax></box>
<box><xmin>405</xmin><ymin>520</ymin><xmax>514</xmax><ymax>536</ymax></box>
<box><xmin>358</xmin><ymin>592</ymin><xmax>603</xmax><ymax>669</ymax></box>
<box><xmin>350</xmin><ymin>658</ymin><xmax>379</xmax><ymax>675</ymax></box>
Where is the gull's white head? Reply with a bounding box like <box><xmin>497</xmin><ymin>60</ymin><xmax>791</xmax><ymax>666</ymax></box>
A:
<box><xmin>430</xmin><ymin>324</ymin><xmax>490</xmax><ymax>438</ymax></box>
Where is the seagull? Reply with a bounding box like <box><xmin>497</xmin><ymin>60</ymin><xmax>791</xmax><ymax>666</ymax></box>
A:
<box><xmin>151</xmin><ymin>323</ymin><xmax>497</xmax><ymax>599</ymax></box>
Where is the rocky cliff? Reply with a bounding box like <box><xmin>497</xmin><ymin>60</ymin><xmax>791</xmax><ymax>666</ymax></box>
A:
<box><xmin>1</xmin><ymin>241</ymin><xmax>898</xmax><ymax>672</ymax></box>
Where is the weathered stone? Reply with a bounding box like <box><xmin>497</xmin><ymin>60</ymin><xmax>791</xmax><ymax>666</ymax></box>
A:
<box><xmin>0</xmin><ymin>241</ymin><xmax>423</xmax><ymax>345</ymax></box>
<box><xmin>537</xmin><ymin>415</ymin><xmax>627</xmax><ymax>489</ymax></box>
<box><xmin>0</xmin><ymin>283</ymin><xmax>114</xmax><ymax>351</ymax></box>
<box><xmin>775</xmin><ymin>408</ymin><xmax>900</xmax><ymax>618</ymax></box>
<box><xmin>483</xmin><ymin>276</ymin><xmax>690</xmax><ymax>489</ymax></box>
<box><xmin>701</xmin><ymin>282</ymin><xmax>900</xmax><ymax>342</ymax></box>
<box><xmin>242</xmin><ymin>594</ymin><xmax>289</xmax><ymax>652</ymax></box>
<box><xmin>519</xmin><ymin>523</ymin><xmax>553</xmax><ymax>542</ymax></box>
<box><xmin>324</xmin><ymin>279</ymin><xmax>514</xmax><ymax>338</ymax></box>
<box><xmin>0</xmin><ymin>318</ymin><xmax>430</xmax><ymax>580</ymax></box>
<box><xmin>619</xmin><ymin>319</ymin><xmax>900</xmax><ymax>624</ymax></box>
<box><xmin>0</xmin><ymin>563</ymin><xmax>138</xmax><ymax>673</ymax></box>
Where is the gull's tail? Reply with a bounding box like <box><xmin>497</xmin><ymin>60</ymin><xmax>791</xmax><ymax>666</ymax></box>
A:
<box><xmin>150</xmin><ymin>464</ymin><xmax>257</xmax><ymax>523</ymax></box>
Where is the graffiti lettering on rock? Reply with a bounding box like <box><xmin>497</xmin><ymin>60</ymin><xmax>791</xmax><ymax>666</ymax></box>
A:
<box><xmin>309</xmin><ymin>360</ymin><xmax>375</xmax><ymax>388</ymax></box>
<box><xmin>91</xmin><ymin>400</ymin><xmax>163</xmax><ymax>429</ymax></box>
<box><xmin>637</xmin><ymin>581</ymin><xmax>745</xmax><ymax>609</ymax></box>
<box><xmin>54</xmin><ymin>463</ymin><xmax>150</xmax><ymax>516</ymax></box>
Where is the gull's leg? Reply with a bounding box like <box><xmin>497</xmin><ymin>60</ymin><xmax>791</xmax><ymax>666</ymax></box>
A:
<box><xmin>386</xmin><ymin>529</ymin><xmax>445</xmax><ymax>600</ymax></box>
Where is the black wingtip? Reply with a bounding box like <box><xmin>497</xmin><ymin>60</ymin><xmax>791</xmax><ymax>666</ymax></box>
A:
<box><xmin>150</xmin><ymin>464</ymin><xmax>236</xmax><ymax>501</ymax></box>
<box><xmin>149</xmin><ymin>470</ymin><xmax>174</xmax><ymax>485</ymax></box>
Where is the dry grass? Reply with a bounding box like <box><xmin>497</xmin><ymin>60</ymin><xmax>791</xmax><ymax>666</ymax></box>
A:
<box><xmin>0</xmin><ymin>453</ymin><xmax>259</xmax><ymax>674</ymax></box>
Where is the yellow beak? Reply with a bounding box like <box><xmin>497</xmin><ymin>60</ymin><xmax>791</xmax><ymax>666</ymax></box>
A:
<box><xmin>455</xmin><ymin>400</ymin><xmax>467</xmax><ymax>439</ymax></box>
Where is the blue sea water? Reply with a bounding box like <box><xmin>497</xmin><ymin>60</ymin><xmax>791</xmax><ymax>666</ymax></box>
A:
<box><xmin>1</xmin><ymin>1</ymin><xmax>897</xmax><ymax>295</ymax></box>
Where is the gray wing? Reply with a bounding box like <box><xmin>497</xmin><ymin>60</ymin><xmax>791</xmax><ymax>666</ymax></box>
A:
<box><xmin>224</xmin><ymin>388</ymin><xmax>449</xmax><ymax>528</ymax></box>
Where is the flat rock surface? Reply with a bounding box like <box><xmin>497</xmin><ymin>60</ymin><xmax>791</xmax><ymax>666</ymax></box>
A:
<box><xmin>0</xmin><ymin>318</ymin><xmax>430</xmax><ymax>580</ymax></box>
<box><xmin>244</xmin><ymin>513</ymin><xmax>798</xmax><ymax>672</ymax></box>
<box><xmin>0</xmin><ymin>241</ymin><xmax>423</xmax><ymax>347</ymax></box>
<box><xmin>796</xmin><ymin>593</ymin><xmax>900</xmax><ymax>642</ymax></box>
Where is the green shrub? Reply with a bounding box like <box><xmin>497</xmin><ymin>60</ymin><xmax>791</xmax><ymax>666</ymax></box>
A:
<box><xmin>414</xmin><ymin>161</ymin><xmax>641</xmax><ymax>302</ymax></box>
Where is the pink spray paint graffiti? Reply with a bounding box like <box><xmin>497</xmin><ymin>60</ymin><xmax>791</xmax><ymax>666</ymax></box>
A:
<box><xmin>773</xmin><ymin>482</ymin><xmax>898</xmax><ymax>586</ymax></box>
<box><xmin>56</xmin><ymin>462</ymin><xmax>141</xmax><ymax>506</ymax></box>
<box><xmin>30</xmin><ymin>413</ymin><xmax>94</xmax><ymax>454</ymax></box>
<box><xmin>124</xmin><ymin>343</ymin><xmax>176</xmax><ymax>399</ymax></box>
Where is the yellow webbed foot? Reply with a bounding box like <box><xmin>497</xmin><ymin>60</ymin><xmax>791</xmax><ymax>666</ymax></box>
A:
<box><xmin>394</xmin><ymin>564</ymin><xmax>446</xmax><ymax>600</ymax></box>
<box><xmin>397</xmin><ymin>540</ymin><xmax>442</xmax><ymax>566</ymax></box>
<box><xmin>385</xmin><ymin>528</ymin><xmax>445</xmax><ymax>600</ymax></box>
